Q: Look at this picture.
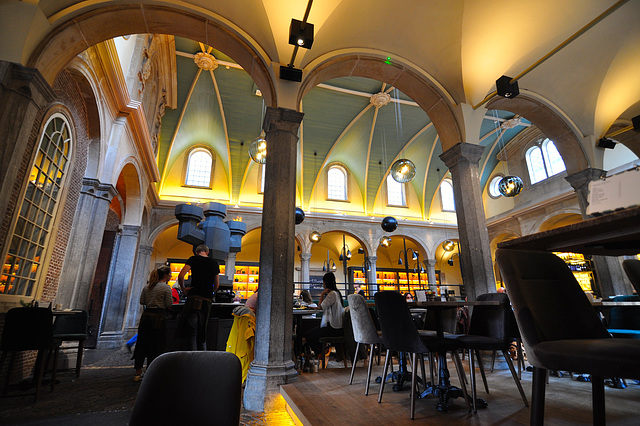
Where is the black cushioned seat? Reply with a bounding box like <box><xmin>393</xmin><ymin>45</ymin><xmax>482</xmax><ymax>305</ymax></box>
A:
<box><xmin>52</xmin><ymin>310</ymin><xmax>88</xmax><ymax>379</ymax></box>
<box><xmin>622</xmin><ymin>259</ymin><xmax>640</xmax><ymax>295</ymax></box>
<box><xmin>497</xmin><ymin>248</ymin><xmax>640</xmax><ymax>426</ymax></box>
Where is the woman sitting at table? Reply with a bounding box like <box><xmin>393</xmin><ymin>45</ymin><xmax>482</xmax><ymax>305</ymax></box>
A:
<box><xmin>303</xmin><ymin>272</ymin><xmax>344</xmax><ymax>360</ymax></box>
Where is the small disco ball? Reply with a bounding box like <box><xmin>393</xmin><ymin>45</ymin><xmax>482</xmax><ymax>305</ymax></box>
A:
<box><xmin>498</xmin><ymin>175</ymin><xmax>524</xmax><ymax>197</ymax></box>
<box><xmin>381</xmin><ymin>216</ymin><xmax>398</xmax><ymax>232</ymax></box>
<box><xmin>295</xmin><ymin>207</ymin><xmax>305</xmax><ymax>225</ymax></box>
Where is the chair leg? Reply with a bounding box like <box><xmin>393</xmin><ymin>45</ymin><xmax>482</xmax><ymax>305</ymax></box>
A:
<box><xmin>75</xmin><ymin>341</ymin><xmax>84</xmax><ymax>378</ymax></box>
<box><xmin>410</xmin><ymin>352</ymin><xmax>417</xmax><ymax>420</ymax></box>
<box><xmin>468</xmin><ymin>349</ymin><xmax>478</xmax><ymax>413</ymax></box>
<box><xmin>50</xmin><ymin>347</ymin><xmax>59</xmax><ymax>392</ymax></box>
<box><xmin>516</xmin><ymin>338</ymin><xmax>524</xmax><ymax>379</ymax></box>
<box><xmin>365</xmin><ymin>344</ymin><xmax>375</xmax><ymax>396</ymax></box>
<box><xmin>451</xmin><ymin>349</ymin><xmax>472</xmax><ymax>412</ymax></box>
<box><xmin>2</xmin><ymin>351</ymin><xmax>14</xmax><ymax>396</ymax></box>
<box><xmin>490</xmin><ymin>350</ymin><xmax>496</xmax><ymax>372</ymax></box>
<box><xmin>340</xmin><ymin>344</ymin><xmax>348</xmax><ymax>368</ymax></box>
<box><xmin>419</xmin><ymin>353</ymin><xmax>427</xmax><ymax>394</ymax></box>
<box><xmin>378</xmin><ymin>349</ymin><xmax>391</xmax><ymax>403</ymax></box>
<box><xmin>592</xmin><ymin>376</ymin><xmax>605</xmax><ymax>426</ymax></box>
<box><xmin>531</xmin><ymin>367</ymin><xmax>547</xmax><ymax>426</ymax></box>
<box><xmin>34</xmin><ymin>349</ymin><xmax>46</xmax><ymax>402</ymax></box>
<box><xmin>475</xmin><ymin>349</ymin><xmax>489</xmax><ymax>394</ymax></box>
<box><xmin>349</xmin><ymin>342</ymin><xmax>360</xmax><ymax>385</ymax></box>
<box><xmin>502</xmin><ymin>349</ymin><xmax>528</xmax><ymax>407</ymax></box>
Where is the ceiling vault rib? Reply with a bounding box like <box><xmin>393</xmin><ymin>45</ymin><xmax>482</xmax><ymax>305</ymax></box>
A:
<box><xmin>364</xmin><ymin>105</ymin><xmax>379</xmax><ymax>215</ymax></box>
<box><xmin>159</xmin><ymin>67</ymin><xmax>203</xmax><ymax>194</ymax></box>
<box><xmin>422</xmin><ymin>134</ymin><xmax>439</xmax><ymax>220</ymax></box>
<box><xmin>209</xmin><ymin>69</ymin><xmax>233</xmax><ymax>202</ymax></box>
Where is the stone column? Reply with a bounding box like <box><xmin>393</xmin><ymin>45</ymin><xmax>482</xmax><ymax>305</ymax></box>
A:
<box><xmin>97</xmin><ymin>224</ymin><xmax>140</xmax><ymax>348</ymax></box>
<box><xmin>125</xmin><ymin>244</ymin><xmax>153</xmax><ymax>332</ymax></box>
<box><xmin>300</xmin><ymin>252</ymin><xmax>311</xmax><ymax>284</ymax></box>
<box><xmin>366</xmin><ymin>256</ymin><xmax>378</xmax><ymax>294</ymax></box>
<box><xmin>226</xmin><ymin>251</ymin><xmax>237</xmax><ymax>281</ymax></box>
<box><xmin>244</xmin><ymin>107</ymin><xmax>303</xmax><ymax>412</ymax></box>
<box><xmin>426</xmin><ymin>258</ymin><xmax>437</xmax><ymax>289</ymax></box>
<box><xmin>0</xmin><ymin>62</ymin><xmax>54</xmax><ymax>234</ymax></box>
<box><xmin>566</xmin><ymin>169</ymin><xmax>626</xmax><ymax>296</ymax></box>
<box><xmin>440</xmin><ymin>143</ymin><xmax>495</xmax><ymax>301</ymax></box>
<box><xmin>57</xmin><ymin>178</ymin><xmax>117</xmax><ymax>310</ymax></box>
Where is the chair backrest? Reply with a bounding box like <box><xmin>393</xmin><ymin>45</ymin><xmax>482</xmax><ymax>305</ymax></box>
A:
<box><xmin>622</xmin><ymin>259</ymin><xmax>640</xmax><ymax>295</ymax></box>
<box><xmin>496</xmin><ymin>249</ymin><xmax>610</xmax><ymax>367</ymax></box>
<box><xmin>130</xmin><ymin>351</ymin><xmax>242</xmax><ymax>426</ymax></box>
<box><xmin>422</xmin><ymin>307</ymin><xmax>458</xmax><ymax>334</ymax></box>
<box><xmin>348</xmin><ymin>294</ymin><xmax>382</xmax><ymax>345</ymax></box>
<box><xmin>53</xmin><ymin>310</ymin><xmax>88</xmax><ymax>340</ymax></box>
<box><xmin>608</xmin><ymin>295</ymin><xmax>640</xmax><ymax>330</ymax></box>
<box><xmin>374</xmin><ymin>291</ymin><xmax>428</xmax><ymax>354</ymax></box>
<box><xmin>467</xmin><ymin>293</ymin><xmax>510</xmax><ymax>341</ymax></box>
<box><xmin>1</xmin><ymin>307</ymin><xmax>53</xmax><ymax>351</ymax></box>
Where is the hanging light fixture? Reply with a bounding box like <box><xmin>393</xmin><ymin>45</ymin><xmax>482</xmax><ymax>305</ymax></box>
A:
<box><xmin>442</xmin><ymin>240</ymin><xmax>455</xmax><ymax>252</ymax></box>
<box><xmin>391</xmin><ymin>158</ymin><xmax>416</xmax><ymax>183</ymax></box>
<box><xmin>380</xmin><ymin>236</ymin><xmax>392</xmax><ymax>247</ymax></box>
<box><xmin>309</xmin><ymin>230</ymin><xmax>321</xmax><ymax>243</ymax></box>
<box><xmin>248</xmin><ymin>131</ymin><xmax>267</xmax><ymax>164</ymax></box>
<box><xmin>494</xmin><ymin>113</ymin><xmax>523</xmax><ymax>197</ymax></box>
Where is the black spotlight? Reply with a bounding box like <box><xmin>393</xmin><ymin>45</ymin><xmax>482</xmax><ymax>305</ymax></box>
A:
<box><xmin>496</xmin><ymin>75</ymin><xmax>519</xmax><ymax>99</ymax></box>
<box><xmin>295</xmin><ymin>207</ymin><xmax>305</xmax><ymax>225</ymax></box>
<box><xmin>632</xmin><ymin>115</ymin><xmax>640</xmax><ymax>132</ymax></box>
<box><xmin>448</xmin><ymin>258</ymin><xmax>454</xmax><ymax>266</ymax></box>
<box><xmin>597</xmin><ymin>138</ymin><xmax>616</xmax><ymax>149</ymax></box>
<box><xmin>381</xmin><ymin>216</ymin><xmax>398</xmax><ymax>232</ymax></box>
<box><xmin>280</xmin><ymin>65</ymin><xmax>303</xmax><ymax>82</ymax></box>
<box><xmin>289</xmin><ymin>19</ymin><xmax>314</xmax><ymax>49</ymax></box>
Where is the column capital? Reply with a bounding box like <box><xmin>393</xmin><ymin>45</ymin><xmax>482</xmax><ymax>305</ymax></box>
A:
<box><xmin>565</xmin><ymin>168</ymin><xmax>606</xmax><ymax>192</ymax></box>
<box><xmin>366</xmin><ymin>255</ymin><xmax>378</xmax><ymax>262</ymax></box>
<box><xmin>300</xmin><ymin>252</ymin><xmax>312</xmax><ymax>261</ymax></box>
<box><xmin>118</xmin><ymin>224</ymin><xmax>140</xmax><ymax>237</ymax></box>
<box><xmin>81</xmin><ymin>178</ymin><xmax>117</xmax><ymax>202</ymax></box>
<box><xmin>138</xmin><ymin>245</ymin><xmax>153</xmax><ymax>256</ymax></box>
<box><xmin>264</xmin><ymin>107</ymin><xmax>304</xmax><ymax>135</ymax></box>
<box><xmin>440</xmin><ymin>142</ymin><xmax>485</xmax><ymax>168</ymax></box>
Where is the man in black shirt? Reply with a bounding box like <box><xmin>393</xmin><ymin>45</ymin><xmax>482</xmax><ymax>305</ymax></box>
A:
<box><xmin>178</xmin><ymin>244</ymin><xmax>220</xmax><ymax>350</ymax></box>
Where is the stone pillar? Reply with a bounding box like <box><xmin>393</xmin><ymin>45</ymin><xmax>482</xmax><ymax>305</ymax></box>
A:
<box><xmin>440</xmin><ymin>143</ymin><xmax>495</xmax><ymax>301</ymax></box>
<box><xmin>566</xmin><ymin>168</ymin><xmax>626</xmax><ymax>296</ymax></box>
<box><xmin>57</xmin><ymin>178</ymin><xmax>117</xmax><ymax>310</ymax></box>
<box><xmin>97</xmin><ymin>224</ymin><xmax>140</xmax><ymax>348</ymax></box>
<box><xmin>125</xmin><ymin>244</ymin><xmax>153</xmax><ymax>332</ymax></box>
<box><xmin>300</xmin><ymin>252</ymin><xmax>311</xmax><ymax>284</ymax></box>
<box><xmin>366</xmin><ymin>256</ymin><xmax>378</xmax><ymax>294</ymax></box>
<box><xmin>244</xmin><ymin>107</ymin><xmax>303</xmax><ymax>412</ymax></box>
<box><xmin>0</xmin><ymin>62</ymin><xmax>54</xmax><ymax>233</ymax></box>
<box><xmin>426</xmin><ymin>258</ymin><xmax>437</xmax><ymax>289</ymax></box>
<box><xmin>226</xmin><ymin>251</ymin><xmax>237</xmax><ymax>281</ymax></box>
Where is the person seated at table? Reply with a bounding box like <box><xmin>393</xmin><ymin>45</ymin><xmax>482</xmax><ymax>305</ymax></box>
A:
<box><xmin>300</xmin><ymin>289</ymin><xmax>317</xmax><ymax>308</ymax></box>
<box><xmin>405</xmin><ymin>292</ymin><xmax>414</xmax><ymax>302</ymax></box>
<box><xmin>302</xmin><ymin>273</ymin><xmax>344</xmax><ymax>359</ymax></box>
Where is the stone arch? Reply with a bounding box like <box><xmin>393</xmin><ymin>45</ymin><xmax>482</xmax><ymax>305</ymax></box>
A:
<box><xmin>535</xmin><ymin>211</ymin><xmax>583</xmax><ymax>233</ymax></box>
<box><xmin>298</xmin><ymin>55</ymin><xmax>462</xmax><ymax>151</ymax></box>
<box><xmin>27</xmin><ymin>4</ymin><xmax>276</xmax><ymax>108</ymax></box>
<box><xmin>486</xmin><ymin>94</ymin><xmax>589</xmax><ymax>175</ymax></box>
<box><xmin>114</xmin><ymin>160</ymin><xmax>143</xmax><ymax>226</ymax></box>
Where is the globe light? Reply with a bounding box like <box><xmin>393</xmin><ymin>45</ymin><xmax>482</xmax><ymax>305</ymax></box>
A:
<box><xmin>381</xmin><ymin>216</ymin><xmax>398</xmax><ymax>232</ymax></box>
<box><xmin>295</xmin><ymin>207</ymin><xmax>305</xmax><ymax>225</ymax></box>
<box><xmin>380</xmin><ymin>236</ymin><xmax>392</xmax><ymax>247</ymax></box>
<box><xmin>249</xmin><ymin>133</ymin><xmax>267</xmax><ymax>164</ymax></box>
<box><xmin>309</xmin><ymin>230</ymin><xmax>321</xmax><ymax>243</ymax></box>
<box><xmin>498</xmin><ymin>175</ymin><xmax>524</xmax><ymax>197</ymax></box>
<box><xmin>442</xmin><ymin>240</ymin><xmax>455</xmax><ymax>252</ymax></box>
<box><xmin>390</xmin><ymin>159</ymin><xmax>416</xmax><ymax>183</ymax></box>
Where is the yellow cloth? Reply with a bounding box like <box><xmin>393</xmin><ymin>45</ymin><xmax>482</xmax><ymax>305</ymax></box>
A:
<box><xmin>226</xmin><ymin>311</ymin><xmax>256</xmax><ymax>383</ymax></box>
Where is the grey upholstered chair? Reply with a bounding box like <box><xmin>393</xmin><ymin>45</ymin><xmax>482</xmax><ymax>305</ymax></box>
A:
<box><xmin>130</xmin><ymin>351</ymin><xmax>242</xmax><ymax>426</ymax></box>
<box><xmin>497</xmin><ymin>248</ymin><xmax>640</xmax><ymax>426</ymax></box>
<box><xmin>622</xmin><ymin>259</ymin><xmax>640</xmax><ymax>295</ymax></box>
<box><xmin>347</xmin><ymin>294</ymin><xmax>384</xmax><ymax>395</ymax></box>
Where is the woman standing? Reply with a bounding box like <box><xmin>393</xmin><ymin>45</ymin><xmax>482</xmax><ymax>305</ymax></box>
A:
<box><xmin>133</xmin><ymin>265</ymin><xmax>173</xmax><ymax>381</ymax></box>
<box><xmin>303</xmin><ymin>272</ymin><xmax>344</xmax><ymax>359</ymax></box>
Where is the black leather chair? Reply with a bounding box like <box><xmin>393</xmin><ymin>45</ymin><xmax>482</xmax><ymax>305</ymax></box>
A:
<box><xmin>318</xmin><ymin>310</ymin><xmax>350</xmax><ymax>369</ymax></box>
<box><xmin>0</xmin><ymin>307</ymin><xmax>56</xmax><ymax>402</ymax></box>
<box><xmin>347</xmin><ymin>294</ymin><xmax>384</xmax><ymax>395</ymax></box>
<box><xmin>622</xmin><ymin>259</ymin><xmax>640</xmax><ymax>295</ymax></box>
<box><xmin>606</xmin><ymin>295</ymin><xmax>640</xmax><ymax>339</ymax></box>
<box><xmin>446</xmin><ymin>293</ymin><xmax>528</xmax><ymax>412</ymax></box>
<box><xmin>129</xmin><ymin>351</ymin><xmax>242</xmax><ymax>426</ymax></box>
<box><xmin>497</xmin><ymin>248</ymin><xmax>640</xmax><ymax>426</ymax></box>
<box><xmin>52</xmin><ymin>310</ymin><xmax>89</xmax><ymax>380</ymax></box>
<box><xmin>375</xmin><ymin>291</ymin><xmax>469</xmax><ymax>418</ymax></box>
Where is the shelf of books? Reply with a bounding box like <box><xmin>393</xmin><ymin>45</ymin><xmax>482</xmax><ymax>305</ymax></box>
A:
<box><xmin>221</xmin><ymin>262</ymin><xmax>259</xmax><ymax>300</ymax></box>
<box><xmin>350</xmin><ymin>267</ymin><xmax>439</xmax><ymax>295</ymax></box>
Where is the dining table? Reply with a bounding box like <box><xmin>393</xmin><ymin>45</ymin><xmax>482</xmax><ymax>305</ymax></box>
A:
<box><xmin>409</xmin><ymin>299</ymin><xmax>500</xmax><ymax>411</ymax></box>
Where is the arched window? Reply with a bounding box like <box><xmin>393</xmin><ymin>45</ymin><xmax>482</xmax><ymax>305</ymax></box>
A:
<box><xmin>1</xmin><ymin>114</ymin><xmax>72</xmax><ymax>297</ymax></box>
<box><xmin>327</xmin><ymin>165</ymin><xmax>347</xmax><ymax>201</ymax></box>
<box><xmin>526</xmin><ymin>139</ymin><xmax>566</xmax><ymax>184</ymax></box>
<box><xmin>185</xmin><ymin>148</ymin><xmax>213</xmax><ymax>187</ymax></box>
<box><xmin>440</xmin><ymin>179</ymin><xmax>455</xmax><ymax>211</ymax></box>
<box><xmin>386</xmin><ymin>174</ymin><xmax>406</xmax><ymax>206</ymax></box>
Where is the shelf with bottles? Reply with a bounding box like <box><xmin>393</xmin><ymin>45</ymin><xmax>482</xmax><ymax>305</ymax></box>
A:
<box><xmin>227</xmin><ymin>262</ymin><xmax>259</xmax><ymax>299</ymax></box>
<box><xmin>554</xmin><ymin>252</ymin><xmax>594</xmax><ymax>293</ymax></box>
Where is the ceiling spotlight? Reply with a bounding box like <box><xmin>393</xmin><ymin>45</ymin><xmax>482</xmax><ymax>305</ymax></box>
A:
<box><xmin>391</xmin><ymin>159</ymin><xmax>416</xmax><ymax>183</ymax></box>
<box><xmin>597</xmin><ymin>138</ymin><xmax>616</xmax><ymax>149</ymax></box>
<box><xmin>496</xmin><ymin>75</ymin><xmax>519</xmax><ymax>99</ymax></box>
<box><xmin>249</xmin><ymin>132</ymin><xmax>267</xmax><ymax>163</ymax></box>
<box><xmin>380</xmin><ymin>236</ymin><xmax>392</xmax><ymax>247</ymax></box>
<box><xmin>633</xmin><ymin>114</ymin><xmax>640</xmax><ymax>132</ymax></box>
<box><xmin>289</xmin><ymin>19</ymin><xmax>314</xmax><ymax>49</ymax></box>
<box><xmin>309</xmin><ymin>230</ymin><xmax>321</xmax><ymax>243</ymax></box>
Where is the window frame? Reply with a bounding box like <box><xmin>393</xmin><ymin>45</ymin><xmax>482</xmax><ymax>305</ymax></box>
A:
<box><xmin>525</xmin><ymin>138</ymin><xmax>566</xmax><ymax>185</ymax></box>
<box><xmin>386</xmin><ymin>174</ymin><xmax>407</xmax><ymax>207</ymax></box>
<box><xmin>183</xmin><ymin>147</ymin><xmax>214</xmax><ymax>189</ymax></box>
<box><xmin>326</xmin><ymin>164</ymin><xmax>349</xmax><ymax>202</ymax></box>
<box><xmin>440</xmin><ymin>179</ymin><xmax>456</xmax><ymax>212</ymax></box>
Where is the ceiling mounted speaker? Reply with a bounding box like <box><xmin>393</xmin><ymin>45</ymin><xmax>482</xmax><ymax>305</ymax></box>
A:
<box><xmin>289</xmin><ymin>19</ymin><xmax>314</xmax><ymax>49</ymax></box>
<box><xmin>597</xmin><ymin>138</ymin><xmax>616</xmax><ymax>149</ymax></box>
<box><xmin>496</xmin><ymin>75</ymin><xmax>519</xmax><ymax>99</ymax></box>
<box><xmin>280</xmin><ymin>66</ymin><xmax>302</xmax><ymax>82</ymax></box>
<box><xmin>632</xmin><ymin>115</ymin><xmax>640</xmax><ymax>132</ymax></box>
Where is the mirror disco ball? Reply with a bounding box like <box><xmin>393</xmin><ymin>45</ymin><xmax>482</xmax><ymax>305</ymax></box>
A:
<box><xmin>498</xmin><ymin>175</ymin><xmax>524</xmax><ymax>197</ymax></box>
<box><xmin>381</xmin><ymin>216</ymin><xmax>398</xmax><ymax>232</ymax></box>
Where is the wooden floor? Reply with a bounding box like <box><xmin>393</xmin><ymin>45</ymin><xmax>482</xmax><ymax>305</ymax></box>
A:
<box><xmin>281</xmin><ymin>359</ymin><xmax>640</xmax><ymax>425</ymax></box>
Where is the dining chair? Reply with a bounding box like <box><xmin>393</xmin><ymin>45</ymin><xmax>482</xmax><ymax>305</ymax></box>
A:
<box><xmin>496</xmin><ymin>248</ymin><xmax>640</xmax><ymax>426</ymax></box>
<box><xmin>130</xmin><ymin>351</ymin><xmax>242</xmax><ymax>426</ymax></box>
<box><xmin>375</xmin><ymin>291</ymin><xmax>470</xmax><ymax>418</ymax></box>
<box><xmin>606</xmin><ymin>295</ymin><xmax>640</xmax><ymax>339</ymax></box>
<box><xmin>347</xmin><ymin>294</ymin><xmax>384</xmax><ymax>395</ymax></box>
<box><xmin>446</xmin><ymin>293</ymin><xmax>528</xmax><ymax>412</ymax></box>
<box><xmin>622</xmin><ymin>259</ymin><xmax>640</xmax><ymax>295</ymax></box>
<box><xmin>52</xmin><ymin>310</ymin><xmax>89</xmax><ymax>381</ymax></box>
<box><xmin>0</xmin><ymin>307</ymin><xmax>56</xmax><ymax>402</ymax></box>
<box><xmin>318</xmin><ymin>310</ymin><xmax>350</xmax><ymax>369</ymax></box>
